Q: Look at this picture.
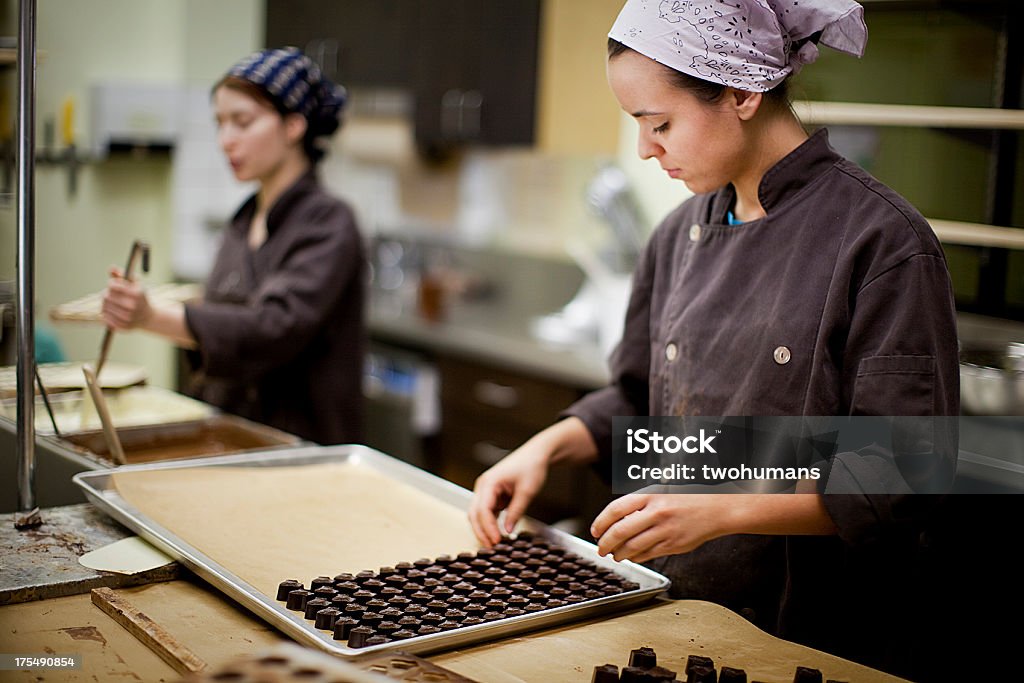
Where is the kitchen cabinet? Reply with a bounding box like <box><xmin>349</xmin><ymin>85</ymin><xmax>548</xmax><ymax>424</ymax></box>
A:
<box><xmin>434</xmin><ymin>355</ymin><xmax>611</xmax><ymax>528</ymax></box>
<box><xmin>410</xmin><ymin>0</ymin><xmax>541</xmax><ymax>158</ymax></box>
<box><xmin>264</xmin><ymin>1</ymin><xmax>541</xmax><ymax>158</ymax></box>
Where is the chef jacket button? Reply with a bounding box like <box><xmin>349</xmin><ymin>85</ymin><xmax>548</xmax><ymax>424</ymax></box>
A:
<box><xmin>665</xmin><ymin>343</ymin><xmax>678</xmax><ymax>362</ymax></box>
<box><xmin>773</xmin><ymin>346</ymin><xmax>792</xmax><ymax>365</ymax></box>
<box><xmin>689</xmin><ymin>224</ymin><xmax>702</xmax><ymax>241</ymax></box>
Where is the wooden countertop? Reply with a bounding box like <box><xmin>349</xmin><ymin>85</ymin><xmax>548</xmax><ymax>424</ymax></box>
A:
<box><xmin>0</xmin><ymin>579</ymin><xmax>907</xmax><ymax>682</ymax></box>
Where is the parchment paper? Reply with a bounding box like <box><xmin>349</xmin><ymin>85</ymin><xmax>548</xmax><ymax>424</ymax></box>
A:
<box><xmin>111</xmin><ymin>462</ymin><xmax>479</xmax><ymax>599</ymax></box>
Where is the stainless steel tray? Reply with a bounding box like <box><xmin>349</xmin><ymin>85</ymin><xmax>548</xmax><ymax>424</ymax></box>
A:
<box><xmin>73</xmin><ymin>445</ymin><xmax>669</xmax><ymax>658</ymax></box>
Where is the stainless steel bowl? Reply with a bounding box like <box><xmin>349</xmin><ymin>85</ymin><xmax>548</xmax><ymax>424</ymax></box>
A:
<box><xmin>960</xmin><ymin>341</ymin><xmax>1024</xmax><ymax>415</ymax></box>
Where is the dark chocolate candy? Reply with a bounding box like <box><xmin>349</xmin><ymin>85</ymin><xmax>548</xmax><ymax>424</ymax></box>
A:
<box><xmin>285</xmin><ymin>589</ymin><xmax>312</xmax><ymax>611</ymax></box>
<box><xmin>391</xmin><ymin>629</ymin><xmax>416</xmax><ymax>640</ymax></box>
<box><xmin>483</xmin><ymin>611</ymin><xmax>504</xmax><ymax>621</ymax></box>
<box><xmin>380</xmin><ymin>606</ymin><xmax>403</xmax><ymax>619</ymax></box>
<box><xmin>303</xmin><ymin>597</ymin><xmax>329</xmax><ymax>620</ymax></box>
<box><xmin>364</xmin><ymin>635</ymin><xmax>390</xmax><ymax>646</ymax></box>
<box><xmin>646</xmin><ymin>666</ymin><xmax>678</xmax><ymax>682</ymax></box>
<box><xmin>377</xmin><ymin>620</ymin><xmax>400</xmax><ymax>635</ymax></box>
<box><xmin>346</xmin><ymin>625</ymin><xmax>373</xmax><ymax>648</ymax></box>
<box><xmin>629</xmin><ymin>646</ymin><xmax>658</xmax><ymax>669</ymax></box>
<box><xmin>314</xmin><ymin>607</ymin><xmax>340</xmax><ymax>630</ymax></box>
<box><xmin>505</xmin><ymin>607</ymin><xmax>526</xmax><ymax>617</ymax></box>
<box><xmin>418</xmin><ymin>625</ymin><xmax>442</xmax><ymax>635</ymax></box>
<box><xmin>276</xmin><ymin>580</ymin><xmax>302</xmax><ymax>601</ymax></box>
<box><xmin>688</xmin><ymin>665</ymin><xmax>716</xmax><ymax>683</ymax></box>
<box><xmin>462</xmin><ymin>616</ymin><xmax>484</xmax><ymax>626</ymax></box>
<box><xmin>434</xmin><ymin>554</ymin><xmax>454</xmax><ymax>565</ymax></box>
<box><xmin>524</xmin><ymin>602</ymin><xmax>545</xmax><ymax>612</ymax></box>
<box><xmin>359</xmin><ymin>612</ymin><xmax>383</xmax><ymax>628</ymax></box>
<box><xmin>685</xmin><ymin>655</ymin><xmax>714</xmax><ymax>674</ymax></box>
<box><xmin>719</xmin><ymin>667</ymin><xmax>747</xmax><ymax>683</ymax></box>
<box><xmin>334</xmin><ymin>581</ymin><xmax>359</xmax><ymax>596</ymax></box>
<box><xmin>332</xmin><ymin>616</ymin><xmax>358</xmax><ymax>640</ymax></box>
<box><xmin>332</xmin><ymin>572</ymin><xmax>354</xmax><ymax>583</ymax></box>
<box><xmin>438</xmin><ymin>620</ymin><xmax>460</xmax><ymax>631</ymax></box>
<box><xmin>398</xmin><ymin>616</ymin><xmax>421</xmax><ymax>627</ymax></box>
<box><xmin>793</xmin><ymin>667</ymin><xmax>823</xmax><ymax>683</ymax></box>
<box><xmin>309</xmin><ymin>576</ymin><xmax>333</xmax><ymax>591</ymax></box>
<box><xmin>593</xmin><ymin>664</ymin><xmax>619</xmax><ymax>683</ymax></box>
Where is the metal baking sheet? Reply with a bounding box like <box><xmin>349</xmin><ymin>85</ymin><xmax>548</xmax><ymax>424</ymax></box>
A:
<box><xmin>73</xmin><ymin>445</ymin><xmax>670</xmax><ymax>658</ymax></box>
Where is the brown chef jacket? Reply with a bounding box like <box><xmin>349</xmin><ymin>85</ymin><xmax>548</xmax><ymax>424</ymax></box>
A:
<box><xmin>184</xmin><ymin>170</ymin><xmax>365</xmax><ymax>445</ymax></box>
<box><xmin>565</xmin><ymin>129</ymin><xmax>960</xmax><ymax>676</ymax></box>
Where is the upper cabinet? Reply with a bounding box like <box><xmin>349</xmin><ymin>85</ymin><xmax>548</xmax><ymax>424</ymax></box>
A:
<box><xmin>264</xmin><ymin>0</ymin><xmax>541</xmax><ymax>159</ymax></box>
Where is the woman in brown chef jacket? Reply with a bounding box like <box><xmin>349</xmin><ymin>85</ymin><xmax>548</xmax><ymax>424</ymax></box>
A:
<box><xmin>101</xmin><ymin>48</ymin><xmax>364</xmax><ymax>445</ymax></box>
<box><xmin>469</xmin><ymin>1</ymin><xmax>959</xmax><ymax>678</ymax></box>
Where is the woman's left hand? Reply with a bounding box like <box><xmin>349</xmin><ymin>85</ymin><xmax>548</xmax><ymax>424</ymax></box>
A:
<box><xmin>590</xmin><ymin>493</ymin><xmax>733</xmax><ymax>564</ymax></box>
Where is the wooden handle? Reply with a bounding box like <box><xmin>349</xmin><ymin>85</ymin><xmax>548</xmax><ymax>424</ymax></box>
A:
<box><xmin>82</xmin><ymin>363</ymin><xmax>127</xmax><ymax>465</ymax></box>
<box><xmin>91</xmin><ymin>587</ymin><xmax>208</xmax><ymax>675</ymax></box>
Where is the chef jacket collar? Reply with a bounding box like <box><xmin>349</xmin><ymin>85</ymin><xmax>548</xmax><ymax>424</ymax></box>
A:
<box><xmin>708</xmin><ymin>128</ymin><xmax>840</xmax><ymax>225</ymax></box>
<box><xmin>231</xmin><ymin>168</ymin><xmax>320</xmax><ymax>236</ymax></box>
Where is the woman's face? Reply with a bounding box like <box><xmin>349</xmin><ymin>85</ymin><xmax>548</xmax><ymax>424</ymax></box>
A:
<box><xmin>213</xmin><ymin>86</ymin><xmax>304</xmax><ymax>183</ymax></box>
<box><xmin>607</xmin><ymin>50</ymin><xmax>746</xmax><ymax>195</ymax></box>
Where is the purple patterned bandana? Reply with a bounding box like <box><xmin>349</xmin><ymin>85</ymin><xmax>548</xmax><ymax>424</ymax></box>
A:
<box><xmin>609</xmin><ymin>0</ymin><xmax>868</xmax><ymax>92</ymax></box>
<box><xmin>227</xmin><ymin>47</ymin><xmax>347</xmax><ymax>122</ymax></box>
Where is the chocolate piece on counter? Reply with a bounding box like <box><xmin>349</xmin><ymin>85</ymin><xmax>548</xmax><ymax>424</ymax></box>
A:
<box><xmin>387</xmin><ymin>596</ymin><xmax>412</xmax><ymax>608</ymax></box>
<box><xmin>527</xmin><ymin>546</ymin><xmax>548</xmax><ymax>557</ymax></box>
<box><xmin>405</xmin><ymin>570</ymin><xmax>428</xmax><ymax>583</ymax></box>
<box><xmin>505</xmin><ymin>607</ymin><xmax>526</xmax><ymax>617</ymax></box>
<box><xmin>554</xmin><ymin>574</ymin><xmax>574</xmax><ymax>585</ymax></box>
<box><xmin>440</xmin><ymin>573</ymin><xmax>462</xmax><ymax>585</ymax></box>
<box><xmin>363</xmin><ymin>579</ymin><xmax>386</xmax><ymax>593</ymax></box>
<box><xmin>550</xmin><ymin>587</ymin><xmax>570</xmax><ymax>598</ymax></box>
<box><xmin>414</xmin><ymin>557</ymin><xmax>434</xmax><ymax>569</ymax></box>
<box><xmin>509</xmin><ymin>583</ymin><xmax>532</xmax><ymax>595</ymax></box>
<box><xmin>476</xmin><ymin>547</ymin><xmax>497</xmax><ymax>558</ymax></box>
<box><xmin>558</xmin><ymin>562</ymin><xmax>580</xmax><ymax>574</ymax></box>
<box><xmin>286</xmin><ymin>589</ymin><xmax>312</xmax><ymax>611</ymax></box>
<box><xmin>512</xmin><ymin>539</ymin><xmax>531</xmax><ymax>550</ymax></box>
<box><xmin>630</xmin><ymin>645</ymin><xmax>658</xmax><ymax>667</ymax></box>
<box><xmin>542</xmin><ymin>554</ymin><xmax>562</xmax><ymax>564</ymax></box>
<box><xmin>418</xmin><ymin>625</ymin><xmax>442</xmax><ymax>635</ymax></box>
<box><xmin>385</xmin><ymin>574</ymin><xmax>408</xmax><ymax>588</ymax></box>
<box><xmin>365</xmin><ymin>635</ymin><xmax>391</xmax><ymax>646</ymax></box>
<box><xmin>485</xmin><ymin>599</ymin><xmax>506</xmax><ymax>610</ymax></box>
<box><xmin>365</xmin><ymin>598</ymin><xmax>388</xmax><ymax>611</ymax></box>
<box><xmin>401</xmin><ymin>581</ymin><xmax>424</xmax><ymax>594</ymax></box>
<box><xmin>685</xmin><ymin>655</ymin><xmax>714</xmax><ymax>675</ymax></box>
<box><xmin>493</xmin><ymin>542</ymin><xmax>513</xmax><ymax>553</ymax></box>
<box><xmin>482</xmin><ymin>611</ymin><xmax>504</xmax><ymax>621</ymax></box>
<box><xmin>519</xmin><ymin>570</ymin><xmax>541</xmax><ymax>583</ymax></box>
<box><xmin>314</xmin><ymin>606</ymin><xmax>341</xmax><ymax>630</ymax></box>
<box><xmin>464</xmin><ymin>604</ymin><xmax>486</xmax><ymax>616</ymax></box>
<box><xmin>449</xmin><ymin>561</ymin><xmax>471</xmax><ymax>574</ymax></box>
<box><xmin>424</xmin><ymin>566</ymin><xmax>447</xmax><ymax>578</ymax></box>
<box><xmin>332</xmin><ymin>616</ymin><xmax>358</xmax><ymax>640</ymax></box>
<box><xmin>565</xmin><ymin>594</ymin><xmax>586</xmax><ymax>604</ymax></box>
<box><xmin>584</xmin><ymin>578</ymin><xmax>607</xmax><ymax>588</ymax></box>
<box><xmin>398</xmin><ymin>615</ymin><xmax>421</xmax><ymax>627</ymax></box>
<box><xmin>276</xmin><ymin>580</ymin><xmax>302</xmax><ymax>601</ymax></box>
<box><xmin>793</xmin><ymin>667</ymin><xmax>823</xmax><ymax>683</ymax></box>
<box><xmin>524</xmin><ymin>558</ymin><xmax>545</xmax><ymax>569</ymax></box>
<box><xmin>490</xmin><ymin>554</ymin><xmax>511</xmax><ymax>565</ymax></box>
<box><xmin>462</xmin><ymin>570</ymin><xmax>484</xmax><ymax>583</ymax></box>
<box><xmin>457</xmin><ymin>551</ymin><xmax>476</xmax><ymax>561</ymax></box>
<box><xmin>310</xmin><ymin>576</ymin><xmax>333</xmax><ymax>591</ymax></box>
<box><xmin>451</xmin><ymin>582</ymin><xmax>475</xmax><ymax>596</ymax></box>
<box><xmin>432</xmin><ymin>586</ymin><xmax>456</xmax><ymax>599</ymax></box>
<box><xmin>491</xmin><ymin>587</ymin><xmax>513</xmax><ymax>600</ymax></box>
<box><xmin>422</xmin><ymin>612</ymin><xmax>445</xmax><ymax>625</ymax></box>
<box><xmin>423</xmin><ymin>578</ymin><xmax>443</xmax><ymax>589</ymax></box>
<box><xmin>577</xmin><ymin>569</ymin><xmax>598</xmax><ymax>580</ymax></box>
<box><xmin>509</xmin><ymin>550</ymin><xmax>530</xmax><ymax>561</ymax></box>
<box><xmin>333</xmin><ymin>572</ymin><xmax>355</xmax><ymax>583</ymax></box>
<box><xmin>592</xmin><ymin>664</ymin><xmax>620</xmax><ymax>683</ymax></box>
<box><xmin>524</xmin><ymin>602</ymin><xmax>546</xmax><ymax>613</ymax></box>
<box><xmin>467</xmin><ymin>590</ymin><xmax>490</xmax><ymax>603</ymax></box>
<box><xmin>479</xmin><ymin>577</ymin><xmax>501</xmax><ymax>590</ymax></box>
<box><xmin>438</xmin><ymin>620</ymin><xmax>461</xmax><ymax>631</ymax></box>
<box><xmin>355</xmin><ymin>570</ymin><xmax>376</xmax><ymax>583</ymax></box>
<box><xmin>536</xmin><ymin>579</ymin><xmax>557</xmax><ymax>591</ymax></box>
<box><xmin>434</xmin><ymin>554</ymin><xmax>454</xmax><ymax>566</ymax></box>
<box><xmin>378</xmin><ymin>566</ymin><xmax>397</xmax><ymax>578</ymax></box>
<box><xmin>405</xmin><ymin>604</ymin><xmax>428</xmax><ymax>616</ymax></box>
<box><xmin>620</xmin><ymin>666</ymin><xmax>647</xmax><ymax>683</ymax></box>
<box><xmin>352</xmin><ymin>589</ymin><xmax>375</xmax><ymax>602</ymax></box>
<box><xmin>470</xmin><ymin>558</ymin><xmax>491</xmax><ymax>569</ymax></box>
<box><xmin>646</xmin><ymin>666</ymin><xmax>678</xmax><ymax>682</ymax></box>
<box><xmin>380</xmin><ymin>607</ymin><xmax>404</xmax><ymax>619</ymax></box>
<box><xmin>391</xmin><ymin>629</ymin><xmax>416</xmax><ymax>641</ymax></box>
<box><xmin>536</xmin><ymin>566</ymin><xmax>557</xmax><ymax>578</ymax></box>
<box><xmin>498</xmin><ymin>575</ymin><xmax>520</xmax><ymax>586</ymax></box>
<box><xmin>359</xmin><ymin>612</ymin><xmax>384</xmax><ymax>628</ymax></box>
<box><xmin>395</xmin><ymin>561</ymin><xmax>414</xmax><ymax>572</ymax></box>
<box><xmin>507</xmin><ymin>595</ymin><xmax>529</xmax><ymax>607</ymax></box>
<box><xmin>483</xmin><ymin>567</ymin><xmax>506</xmax><ymax>579</ymax></box>
<box><xmin>346</xmin><ymin>625</ymin><xmax>373</xmax><ymax>648</ymax></box>
<box><xmin>462</xmin><ymin>616</ymin><xmax>484</xmax><ymax>626</ymax></box>
<box><xmin>526</xmin><ymin>591</ymin><xmax>547</xmax><ymax>602</ymax></box>
<box><xmin>718</xmin><ymin>667</ymin><xmax>747</xmax><ymax>683</ymax></box>
<box><xmin>545</xmin><ymin>599</ymin><xmax>566</xmax><ymax>609</ymax></box>
<box><xmin>688</xmin><ymin>665</ymin><xmax>717</xmax><ymax>683</ymax></box>
<box><xmin>505</xmin><ymin>562</ymin><xmax>527</xmax><ymax>574</ymax></box>
<box><xmin>426</xmin><ymin>599</ymin><xmax>449</xmax><ymax>612</ymax></box>
<box><xmin>377</xmin><ymin>621</ymin><xmax>400</xmax><ymax>635</ymax></box>
<box><xmin>444</xmin><ymin>608</ymin><xmax>467</xmax><ymax>621</ymax></box>
<box><xmin>379</xmin><ymin>586</ymin><xmax>402</xmax><ymax>599</ymax></box>
<box><xmin>304</xmin><ymin>597</ymin><xmax>330</xmax><ymax>620</ymax></box>
<box><xmin>334</xmin><ymin>580</ymin><xmax>360</xmax><ymax>596</ymax></box>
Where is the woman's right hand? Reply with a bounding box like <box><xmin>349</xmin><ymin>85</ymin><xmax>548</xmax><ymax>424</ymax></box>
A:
<box><xmin>101</xmin><ymin>266</ymin><xmax>152</xmax><ymax>330</ymax></box>
<box><xmin>468</xmin><ymin>437</ymin><xmax>551</xmax><ymax>547</ymax></box>
<box><xmin>468</xmin><ymin>417</ymin><xmax>598</xmax><ymax>547</ymax></box>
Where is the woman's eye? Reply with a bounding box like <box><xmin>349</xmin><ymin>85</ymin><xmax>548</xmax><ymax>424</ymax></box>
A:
<box><xmin>652</xmin><ymin>122</ymin><xmax>669</xmax><ymax>134</ymax></box>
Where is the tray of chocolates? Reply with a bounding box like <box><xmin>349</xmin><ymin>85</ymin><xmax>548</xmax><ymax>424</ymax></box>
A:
<box><xmin>73</xmin><ymin>444</ymin><xmax>670</xmax><ymax>658</ymax></box>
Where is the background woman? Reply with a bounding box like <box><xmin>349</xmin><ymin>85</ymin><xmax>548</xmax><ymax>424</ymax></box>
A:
<box><xmin>469</xmin><ymin>1</ymin><xmax>959</xmax><ymax>677</ymax></box>
<box><xmin>102</xmin><ymin>47</ymin><xmax>364</xmax><ymax>445</ymax></box>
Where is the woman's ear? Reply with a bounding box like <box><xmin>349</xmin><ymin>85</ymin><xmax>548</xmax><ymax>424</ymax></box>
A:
<box><xmin>284</xmin><ymin>112</ymin><xmax>308</xmax><ymax>145</ymax></box>
<box><xmin>731</xmin><ymin>89</ymin><xmax>764</xmax><ymax>121</ymax></box>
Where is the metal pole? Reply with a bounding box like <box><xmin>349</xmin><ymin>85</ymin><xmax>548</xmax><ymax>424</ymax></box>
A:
<box><xmin>15</xmin><ymin>0</ymin><xmax>40</xmax><ymax>529</ymax></box>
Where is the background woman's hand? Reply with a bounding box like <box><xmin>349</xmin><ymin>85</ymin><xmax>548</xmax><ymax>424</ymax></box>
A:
<box><xmin>101</xmin><ymin>266</ymin><xmax>152</xmax><ymax>330</ymax></box>
<box><xmin>590</xmin><ymin>493</ymin><xmax>733</xmax><ymax>564</ymax></box>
